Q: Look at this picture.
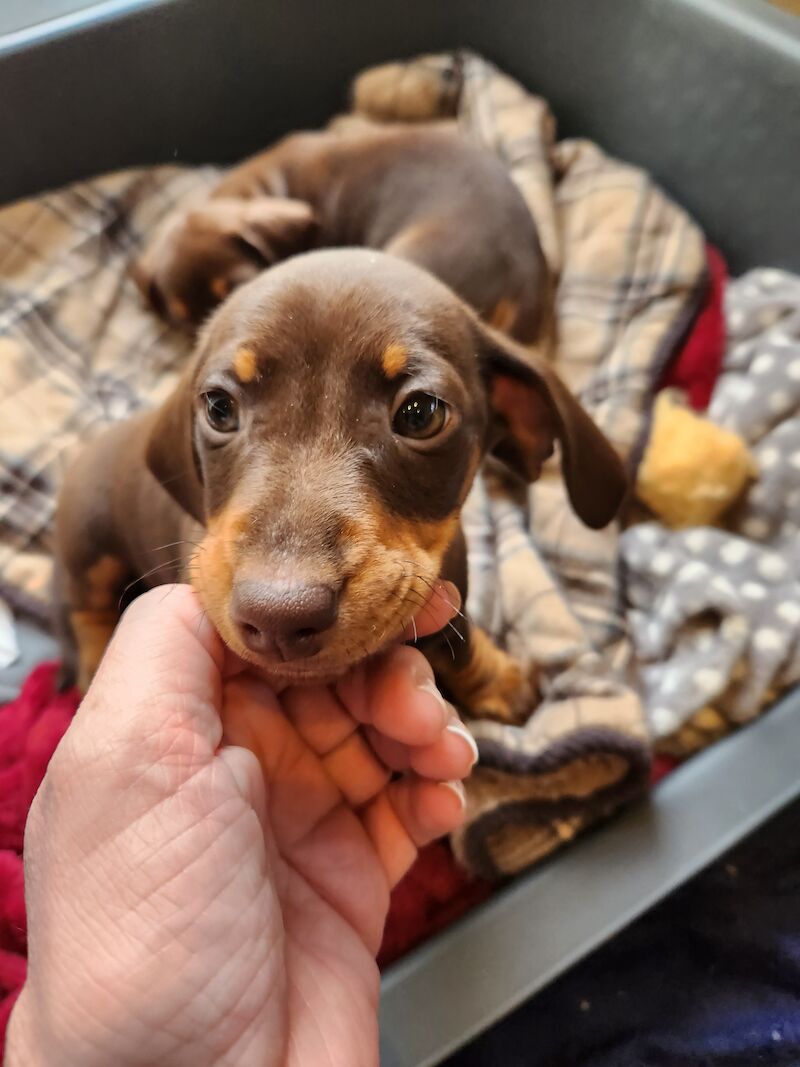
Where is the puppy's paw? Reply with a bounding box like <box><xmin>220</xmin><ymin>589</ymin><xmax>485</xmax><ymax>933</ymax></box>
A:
<box><xmin>351</xmin><ymin>55</ymin><xmax>462</xmax><ymax>122</ymax></box>
<box><xmin>466</xmin><ymin>658</ymin><xmax>540</xmax><ymax>726</ymax></box>
<box><xmin>432</xmin><ymin>624</ymin><xmax>540</xmax><ymax>726</ymax></box>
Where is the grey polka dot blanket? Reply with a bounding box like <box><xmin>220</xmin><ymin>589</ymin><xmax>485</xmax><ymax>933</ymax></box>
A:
<box><xmin>622</xmin><ymin>270</ymin><xmax>800</xmax><ymax>756</ymax></box>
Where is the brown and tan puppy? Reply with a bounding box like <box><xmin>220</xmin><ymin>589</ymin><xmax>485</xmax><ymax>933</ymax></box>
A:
<box><xmin>133</xmin><ymin>124</ymin><xmax>549</xmax><ymax>344</ymax></box>
<box><xmin>56</xmin><ymin>250</ymin><xmax>625</xmax><ymax>720</ymax></box>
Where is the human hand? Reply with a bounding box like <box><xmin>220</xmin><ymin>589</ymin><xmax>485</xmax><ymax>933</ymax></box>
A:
<box><xmin>7</xmin><ymin>583</ymin><xmax>474</xmax><ymax>1067</ymax></box>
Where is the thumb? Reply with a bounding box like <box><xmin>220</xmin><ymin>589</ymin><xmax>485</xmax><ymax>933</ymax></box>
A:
<box><xmin>74</xmin><ymin>584</ymin><xmax>227</xmax><ymax>754</ymax></box>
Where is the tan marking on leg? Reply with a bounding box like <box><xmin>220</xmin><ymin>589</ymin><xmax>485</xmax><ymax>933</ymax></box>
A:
<box><xmin>85</xmin><ymin>555</ymin><xmax>127</xmax><ymax>610</ymax></box>
<box><xmin>381</xmin><ymin>342</ymin><xmax>409</xmax><ymax>379</ymax></box>
<box><xmin>71</xmin><ymin>609</ymin><xmax>118</xmax><ymax>692</ymax></box>
<box><xmin>211</xmin><ymin>276</ymin><xmax>231</xmax><ymax>301</ymax></box>
<box><xmin>68</xmin><ymin>555</ymin><xmax>127</xmax><ymax>690</ymax></box>
<box><xmin>433</xmin><ymin>625</ymin><xmax>538</xmax><ymax>725</ymax></box>
<box><xmin>233</xmin><ymin>346</ymin><xmax>258</xmax><ymax>383</ymax></box>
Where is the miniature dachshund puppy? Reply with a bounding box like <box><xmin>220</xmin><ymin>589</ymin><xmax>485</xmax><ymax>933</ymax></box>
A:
<box><xmin>132</xmin><ymin>123</ymin><xmax>549</xmax><ymax>345</ymax></box>
<box><xmin>55</xmin><ymin>250</ymin><xmax>626</xmax><ymax>722</ymax></box>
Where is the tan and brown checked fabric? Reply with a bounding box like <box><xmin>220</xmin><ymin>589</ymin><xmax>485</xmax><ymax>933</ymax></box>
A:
<box><xmin>0</xmin><ymin>167</ymin><xmax>217</xmax><ymax>614</ymax></box>
<box><xmin>0</xmin><ymin>52</ymin><xmax>707</xmax><ymax>879</ymax></box>
<box><xmin>352</xmin><ymin>53</ymin><xmax>707</xmax><ymax>877</ymax></box>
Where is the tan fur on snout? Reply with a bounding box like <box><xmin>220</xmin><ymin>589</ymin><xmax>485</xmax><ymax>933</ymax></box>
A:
<box><xmin>191</xmin><ymin>439</ymin><xmax>464</xmax><ymax>681</ymax></box>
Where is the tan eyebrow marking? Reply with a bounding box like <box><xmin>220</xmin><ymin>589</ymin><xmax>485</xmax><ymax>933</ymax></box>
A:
<box><xmin>233</xmin><ymin>346</ymin><xmax>258</xmax><ymax>383</ymax></box>
<box><xmin>382</xmin><ymin>342</ymin><xmax>409</xmax><ymax>379</ymax></box>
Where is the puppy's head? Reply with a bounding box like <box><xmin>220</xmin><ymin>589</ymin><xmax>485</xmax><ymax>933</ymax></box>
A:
<box><xmin>146</xmin><ymin>249</ymin><xmax>626</xmax><ymax>682</ymax></box>
<box><xmin>132</xmin><ymin>196</ymin><xmax>318</xmax><ymax>330</ymax></box>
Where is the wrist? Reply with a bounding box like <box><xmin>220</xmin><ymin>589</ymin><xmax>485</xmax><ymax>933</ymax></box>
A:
<box><xmin>4</xmin><ymin>989</ymin><xmax>47</xmax><ymax>1067</ymax></box>
<box><xmin>5</xmin><ymin>986</ymin><xmax>104</xmax><ymax>1067</ymax></box>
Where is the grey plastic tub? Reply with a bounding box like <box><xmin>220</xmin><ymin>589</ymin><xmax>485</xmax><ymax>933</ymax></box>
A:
<box><xmin>1</xmin><ymin>2</ymin><xmax>799</xmax><ymax>1063</ymax></box>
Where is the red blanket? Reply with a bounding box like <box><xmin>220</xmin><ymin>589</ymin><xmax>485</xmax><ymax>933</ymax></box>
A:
<box><xmin>0</xmin><ymin>664</ymin><xmax>75</xmax><ymax>1043</ymax></box>
<box><xmin>661</xmin><ymin>245</ymin><xmax>726</xmax><ymax>410</ymax></box>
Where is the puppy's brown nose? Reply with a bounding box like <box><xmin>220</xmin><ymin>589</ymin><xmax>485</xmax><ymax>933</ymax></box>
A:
<box><xmin>232</xmin><ymin>580</ymin><xmax>338</xmax><ymax>660</ymax></box>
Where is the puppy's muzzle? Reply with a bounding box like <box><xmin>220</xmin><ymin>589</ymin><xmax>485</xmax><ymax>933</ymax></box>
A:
<box><xmin>231</xmin><ymin>578</ymin><xmax>339</xmax><ymax>660</ymax></box>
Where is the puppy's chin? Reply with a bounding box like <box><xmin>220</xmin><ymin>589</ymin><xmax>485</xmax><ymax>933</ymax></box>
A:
<box><xmin>214</xmin><ymin>613</ymin><xmax>407</xmax><ymax>687</ymax></box>
<box><xmin>194</xmin><ymin>564</ymin><xmax>437</xmax><ymax>685</ymax></box>
<box><xmin>247</xmin><ymin>661</ymin><xmax>358</xmax><ymax>687</ymax></box>
<box><xmin>230</xmin><ymin>630</ymin><xmax>401</xmax><ymax>686</ymax></box>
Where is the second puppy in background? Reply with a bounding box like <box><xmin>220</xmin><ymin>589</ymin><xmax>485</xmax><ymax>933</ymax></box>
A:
<box><xmin>133</xmin><ymin>123</ymin><xmax>549</xmax><ymax>344</ymax></box>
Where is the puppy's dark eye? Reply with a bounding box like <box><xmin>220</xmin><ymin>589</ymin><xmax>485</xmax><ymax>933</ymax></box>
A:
<box><xmin>203</xmin><ymin>389</ymin><xmax>239</xmax><ymax>433</ymax></box>
<box><xmin>393</xmin><ymin>392</ymin><xmax>447</xmax><ymax>440</ymax></box>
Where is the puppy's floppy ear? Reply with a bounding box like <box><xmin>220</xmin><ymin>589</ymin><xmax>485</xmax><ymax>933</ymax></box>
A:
<box><xmin>479</xmin><ymin>324</ymin><xmax>627</xmax><ymax>529</ymax></box>
<box><xmin>145</xmin><ymin>366</ymin><xmax>204</xmax><ymax>521</ymax></box>
<box><xmin>193</xmin><ymin>196</ymin><xmax>318</xmax><ymax>263</ymax></box>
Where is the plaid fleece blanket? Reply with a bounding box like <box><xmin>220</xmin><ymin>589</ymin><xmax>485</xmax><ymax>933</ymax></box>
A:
<box><xmin>622</xmin><ymin>269</ymin><xmax>800</xmax><ymax>757</ymax></box>
<box><xmin>0</xmin><ymin>52</ymin><xmax>708</xmax><ymax>879</ymax></box>
<box><xmin>351</xmin><ymin>53</ymin><xmax>707</xmax><ymax>876</ymax></box>
<box><xmin>0</xmin><ymin>167</ymin><xmax>217</xmax><ymax>614</ymax></box>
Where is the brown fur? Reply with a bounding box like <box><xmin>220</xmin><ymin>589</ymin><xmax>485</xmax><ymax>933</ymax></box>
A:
<box><xmin>56</xmin><ymin>251</ymin><xmax>626</xmax><ymax>713</ymax></box>
<box><xmin>133</xmin><ymin>124</ymin><xmax>549</xmax><ymax>344</ymax></box>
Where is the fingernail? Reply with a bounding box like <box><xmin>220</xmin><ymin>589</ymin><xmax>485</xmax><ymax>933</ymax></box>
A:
<box><xmin>446</xmin><ymin>722</ymin><xmax>479</xmax><ymax>768</ymax></box>
<box><xmin>416</xmin><ymin>676</ymin><xmax>449</xmax><ymax>727</ymax></box>
<box><xmin>441</xmin><ymin>779</ymin><xmax>467</xmax><ymax>810</ymax></box>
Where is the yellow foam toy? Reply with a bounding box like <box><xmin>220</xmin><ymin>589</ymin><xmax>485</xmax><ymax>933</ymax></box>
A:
<box><xmin>636</xmin><ymin>390</ymin><xmax>757</xmax><ymax>528</ymax></box>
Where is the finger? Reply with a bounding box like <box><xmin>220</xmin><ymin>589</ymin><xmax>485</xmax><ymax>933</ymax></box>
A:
<box><xmin>221</xmin><ymin>675</ymin><xmax>341</xmax><ymax>848</ymax></box>
<box><xmin>409</xmin><ymin>717</ymin><xmax>478</xmax><ymax>780</ymax></box>
<box><xmin>338</xmin><ymin>645</ymin><xmax>448</xmax><ymax>746</ymax></box>
<box><xmin>364</xmin><ymin>727</ymin><xmax>411</xmax><ymax>772</ymax></box>
<box><xmin>321</xmin><ymin>732</ymin><xmax>390</xmax><ymax>806</ymax></box>
<box><xmin>281</xmin><ymin>684</ymin><xmax>358</xmax><ymax>755</ymax></box>
<box><xmin>401</xmin><ymin>580</ymin><xmax>461</xmax><ymax>641</ymax></box>
<box><xmin>366</xmin><ymin>714</ymin><xmax>478</xmax><ymax>779</ymax></box>
<box><xmin>360</xmin><ymin>791</ymin><xmax>416</xmax><ymax>888</ymax></box>
<box><xmin>388</xmin><ymin>776</ymin><xmax>467</xmax><ymax>847</ymax></box>
<box><xmin>372</xmin><ymin>649</ymin><xmax>448</xmax><ymax>746</ymax></box>
<box><xmin>331</xmin><ymin>658</ymin><xmax>371</xmax><ymax>726</ymax></box>
<box><xmin>282</xmin><ymin>686</ymin><xmax>397</xmax><ymax>805</ymax></box>
<box><xmin>362</xmin><ymin>776</ymin><xmax>466</xmax><ymax>887</ymax></box>
<box><xmin>72</xmin><ymin>584</ymin><xmax>226</xmax><ymax>757</ymax></box>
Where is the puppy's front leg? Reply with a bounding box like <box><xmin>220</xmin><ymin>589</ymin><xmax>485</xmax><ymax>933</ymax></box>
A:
<box><xmin>54</xmin><ymin>554</ymin><xmax>129</xmax><ymax>693</ymax></box>
<box><xmin>425</xmin><ymin>618</ymin><xmax>539</xmax><ymax>726</ymax></box>
<box><xmin>69</xmin><ymin>608</ymin><xmax>119</xmax><ymax>694</ymax></box>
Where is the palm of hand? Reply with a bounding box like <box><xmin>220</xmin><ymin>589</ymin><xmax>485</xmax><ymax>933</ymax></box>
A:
<box><xmin>221</xmin><ymin>653</ymin><xmax>469</xmax><ymax>1067</ymax></box>
<box><xmin>12</xmin><ymin>587</ymin><xmax>470</xmax><ymax>1067</ymax></box>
